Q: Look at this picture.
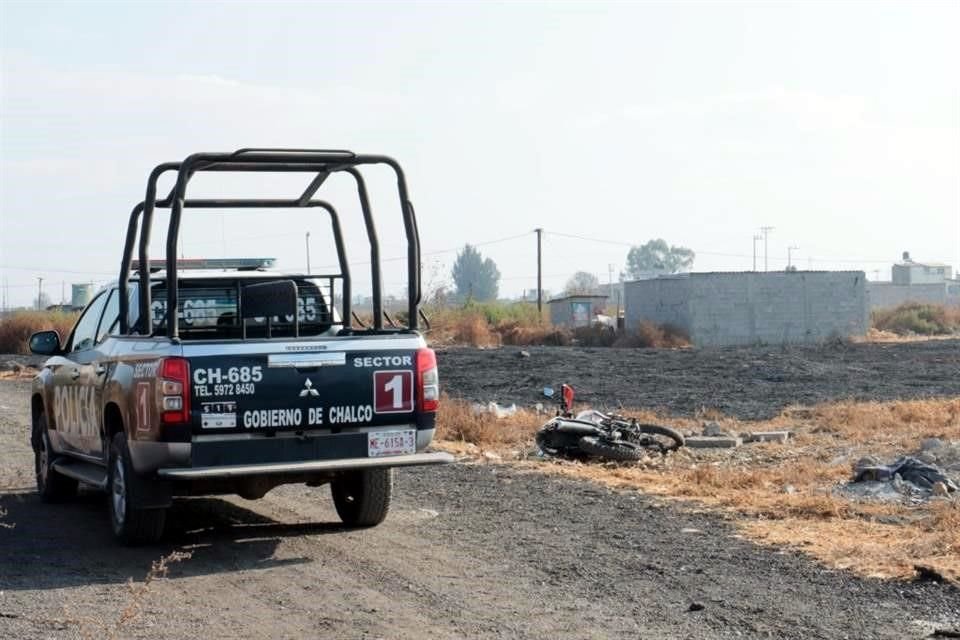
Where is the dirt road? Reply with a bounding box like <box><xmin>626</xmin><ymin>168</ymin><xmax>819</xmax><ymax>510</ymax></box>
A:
<box><xmin>438</xmin><ymin>339</ymin><xmax>960</xmax><ymax>419</ymax></box>
<box><xmin>1</xmin><ymin>379</ymin><xmax>957</xmax><ymax>639</ymax></box>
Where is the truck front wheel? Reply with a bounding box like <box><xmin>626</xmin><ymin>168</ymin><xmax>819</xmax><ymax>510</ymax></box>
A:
<box><xmin>109</xmin><ymin>433</ymin><xmax>166</xmax><ymax>544</ymax></box>
<box><xmin>331</xmin><ymin>468</ymin><xmax>393</xmax><ymax>527</ymax></box>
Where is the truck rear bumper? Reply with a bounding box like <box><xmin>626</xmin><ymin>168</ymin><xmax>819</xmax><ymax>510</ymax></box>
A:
<box><xmin>157</xmin><ymin>451</ymin><xmax>454</xmax><ymax>479</ymax></box>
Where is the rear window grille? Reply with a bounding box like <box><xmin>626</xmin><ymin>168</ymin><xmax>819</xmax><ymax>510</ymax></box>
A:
<box><xmin>150</xmin><ymin>280</ymin><xmax>338</xmax><ymax>339</ymax></box>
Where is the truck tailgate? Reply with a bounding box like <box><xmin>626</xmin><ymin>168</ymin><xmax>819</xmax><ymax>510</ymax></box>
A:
<box><xmin>188</xmin><ymin>349</ymin><xmax>423</xmax><ymax>435</ymax></box>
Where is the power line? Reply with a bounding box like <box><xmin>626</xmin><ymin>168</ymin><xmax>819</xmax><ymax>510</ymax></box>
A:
<box><xmin>542</xmin><ymin>229</ymin><xmax>956</xmax><ymax>265</ymax></box>
<box><xmin>0</xmin><ymin>264</ymin><xmax>115</xmax><ymax>276</ymax></box>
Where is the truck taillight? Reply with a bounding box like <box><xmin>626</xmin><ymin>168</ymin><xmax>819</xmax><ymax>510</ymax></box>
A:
<box><xmin>416</xmin><ymin>348</ymin><xmax>439</xmax><ymax>413</ymax></box>
<box><xmin>160</xmin><ymin>357</ymin><xmax>190</xmax><ymax>424</ymax></box>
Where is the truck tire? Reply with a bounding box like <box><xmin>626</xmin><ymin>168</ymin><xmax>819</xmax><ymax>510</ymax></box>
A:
<box><xmin>331</xmin><ymin>468</ymin><xmax>393</xmax><ymax>527</ymax></box>
<box><xmin>109</xmin><ymin>432</ymin><xmax>166</xmax><ymax>545</ymax></box>
<box><xmin>578</xmin><ymin>435</ymin><xmax>646</xmax><ymax>462</ymax></box>
<box><xmin>33</xmin><ymin>412</ymin><xmax>78</xmax><ymax>502</ymax></box>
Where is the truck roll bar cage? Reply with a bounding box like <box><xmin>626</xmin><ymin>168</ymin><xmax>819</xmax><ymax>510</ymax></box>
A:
<box><xmin>117</xmin><ymin>149</ymin><xmax>422</xmax><ymax>339</ymax></box>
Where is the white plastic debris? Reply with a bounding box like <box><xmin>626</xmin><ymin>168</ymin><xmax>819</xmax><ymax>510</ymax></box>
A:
<box><xmin>471</xmin><ymin>402</ymin><xmax>519</xmax><ymax>419</ymax></box>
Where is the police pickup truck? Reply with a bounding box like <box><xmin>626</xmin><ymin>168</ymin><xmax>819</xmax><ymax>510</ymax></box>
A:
<box><xmin>28</xmin><ymin>149</ymin><xmax>453</xmax><ymax>543</ymax></box>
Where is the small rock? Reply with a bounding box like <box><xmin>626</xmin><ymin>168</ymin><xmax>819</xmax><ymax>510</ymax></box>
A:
<box><xmin>920</xmin><ymin>438</ymin><xmax>944</xmax><ymax>451</ymax></box>
<box><xmin>687</xmin><ymin>602</ymin><xmax>705</xmax><ymax>612</ymax></box>
<box><xmin>517</xmin><ymin>350</ymin><xmax>531</xmax><ymax>358</ymax></box>
<box><xmin>783</xmin><ymin>484</ymin><xmax>797</xmax><ymax>495</ymax></box>
<box><xmin>702</xmin><ymin>421</ymin><xmax>726</xmax><ymax>437</ymax></box>
<box><xmin>932</xmin><ymin>481</ymin><xmax>950</xmax><ymax>497</ymax></box>
<box><xmin>744</xmin><ymin>431</ymin><xmax>791</xmax><ymax>444</ymax></box>
<box><xmin>891</xmin><ymin>473</ymin><xmax>906</xmax><ymax>493</ymax></box>
<box><xmin>482</xmin><ymin>451</ymin><xmax>502</xmax><ymax>462</ymax></box>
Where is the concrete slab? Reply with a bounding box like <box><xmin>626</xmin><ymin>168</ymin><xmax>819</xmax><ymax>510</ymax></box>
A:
<box><xmin>744</xmin><ymin>431</ymin><xmax>792</xmax><ymax>444</ymax></box>
<box><xmin>684</xmin><ymin>436</ymin><xmax>742</xmax><ymax>449</ymax></box>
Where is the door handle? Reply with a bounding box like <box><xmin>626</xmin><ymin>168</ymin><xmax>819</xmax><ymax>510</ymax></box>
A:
<box><xmin>70</xmin><ymin>369</ymin><xmax>81</xmax><ymax>380</ymax></box>
<box><xmin>94</xmin><ymin>365</ymin><xmax>107</xmax><ymax>376</ymax></box>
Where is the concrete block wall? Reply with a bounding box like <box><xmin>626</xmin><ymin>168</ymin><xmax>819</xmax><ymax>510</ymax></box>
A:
<box><xmin>866</xmin><ymin>282</ymin><xmax>959</xmax><ymax>310</ymax></box>
<box><xmin>625</xmin><ymin>271</ymin><xmax>868</xmax><ymax>347</ymax></box>
<box><xmin>623</xmin><ymin>277</ymin><xmax>692</xmax><ymax>333</ymax></box>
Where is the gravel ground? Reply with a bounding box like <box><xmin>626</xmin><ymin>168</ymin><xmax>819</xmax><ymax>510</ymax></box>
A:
<box><xmin>436</xmin><ymin>339</ymin><xmax>960</xmax><ymax>419</ymax></box>
<box><xmin>1</xmin><ymin>379</ymin><xmax>958</xmax><ymax>639</ymax></box>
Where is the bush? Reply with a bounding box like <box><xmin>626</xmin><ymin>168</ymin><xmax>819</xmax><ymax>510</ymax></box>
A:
<box><xmin>420</xmin><ymin>301</ymin><xmax>690</xmax><ymax>348</ymax></box>
<box><xmin>612</xmin><ymin>322</ymin><xmax>690</xmax><ymax>348</ymax></box>
<box><xmin>871</xmin><ymin>303</ymin><xmax>960</xmax><ymax>336</ymax></box>
<box><xmin>0</xmin><ymin>310</ymin><xmax>78</xmax><ymax>354</ymax></box>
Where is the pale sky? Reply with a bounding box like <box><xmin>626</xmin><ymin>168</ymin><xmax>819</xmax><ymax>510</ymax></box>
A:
<box><xmin>1</xmin><ymin>0</ymin><xmax>958</xmax><ymax>307</ymax></box>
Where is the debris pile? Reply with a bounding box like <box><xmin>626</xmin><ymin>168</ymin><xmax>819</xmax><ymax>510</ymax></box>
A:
<box><xmin>841</xmin><ymin>441</ymin><xmax>959</xmax><ymax>503</ymax></box>
<box><xmin>684</xmin><ymin>420</ymin><xmax>792</xmax><ymax>449</ymax></box>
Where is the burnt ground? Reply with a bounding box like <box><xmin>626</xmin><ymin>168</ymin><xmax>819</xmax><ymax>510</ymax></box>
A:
<box><xmin>437</xmin><ymin>339</ymin><xmax>960</xmax><ymax>419</ymax></box>
<box><xmin>1</xmin><ymin>378</ymin><xmax>958</xmax><ymax>639</ymax></box>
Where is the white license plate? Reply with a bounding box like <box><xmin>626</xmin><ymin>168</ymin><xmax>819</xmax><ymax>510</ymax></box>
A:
<box><xmin>367</xmin><ymin>430</ymin><xmax>416</xmax><ymax>457</ymax></box>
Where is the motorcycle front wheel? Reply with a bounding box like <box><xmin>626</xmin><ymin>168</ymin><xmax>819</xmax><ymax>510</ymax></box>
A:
<box><xmin>578</xmin><ymin>436</ymin><xmax>646</xmax><ymax>461</ymax></box>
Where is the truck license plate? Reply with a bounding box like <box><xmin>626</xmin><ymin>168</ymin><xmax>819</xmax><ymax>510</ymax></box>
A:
<box><xmin>367</xmin><ymin>430</ymin><xmax>416</xmax><ymax>457</ymax></box>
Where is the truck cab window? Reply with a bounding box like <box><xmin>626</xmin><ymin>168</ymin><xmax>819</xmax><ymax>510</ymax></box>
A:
<box><xmin>97</xmin><ymin>289</ymin><xmax>120</xmax><ymax>343</ymax></box>
<box><xmin>69</xmin><ymin>292</ymin><xmax>109</xmax><ymax>353</ymax></box>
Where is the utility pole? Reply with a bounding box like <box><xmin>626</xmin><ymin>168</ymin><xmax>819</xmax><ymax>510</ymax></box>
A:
<box><xmin>305</xmin><ymin>231</ymin><xmax>311</xmax><ymax>274</ymax></box>
<box><xmin>752</xmin><ymin>235</ymin><xmax>762</xmax><ymax>271</ymax></box>
<box><xmin>608</xmin><ymin>263</ymin><xmax>614</xmax><ymax>299</ymax></box>
<box><xmin>760</xmin><ymin>226</ymin><xmax>774</xmax><ymax>272</ymax></box>
<box><xmin>787</xmin><ymin>245</ymin><xmax>799</xmax><ymax>269</ymax></box>
<box><xmin>36</xmin><ymin>277</ymin><xmax>44</xmax><ymax>310</ymax></box>
<box><xmin>535</xmin><ymin>228</ymin><xmax>543</xmax><ymax>319</ymax></box>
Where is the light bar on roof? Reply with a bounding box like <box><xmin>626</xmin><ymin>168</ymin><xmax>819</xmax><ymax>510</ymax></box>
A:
<box><xmin>131</xmin><ymin>258</ymin><xmax>276</xmax><ymax>271</ymax></box>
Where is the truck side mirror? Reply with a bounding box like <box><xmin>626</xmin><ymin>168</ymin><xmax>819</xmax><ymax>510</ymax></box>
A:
<box><xmin>29</xmin><ymin>330</ymin><xmax>62</xmax><ymax>355</ymax></box>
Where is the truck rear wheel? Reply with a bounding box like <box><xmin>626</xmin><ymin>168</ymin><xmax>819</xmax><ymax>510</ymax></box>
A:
<box><xmin>33</xmin><ymin>413</ymin><xmax>78</xmax><ymax>502</ymax></box>
<box><xmin>331</xmin><ymin>468</ymin><xmax>393</xmax><ymax>527</ymax></box>
<box><xmin>109</xmin><ymin>433</ymin><xmax>166</xmax><ymax>544</ymax></box>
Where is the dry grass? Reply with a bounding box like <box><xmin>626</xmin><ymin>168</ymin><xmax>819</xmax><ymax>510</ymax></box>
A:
<box><xmin>0</xmin><ymin>310</ymin><xmax>77</xmax><ymax>354</ymax></box>
<box><xmin>436</xmin><ymin>394</ymin><xmax>543</xmax><ymax>446</ymax></box>
<box><xmin>421</xmin><ymin>302</ymin><xmax>690</xmax><ymax>348</ymax></box>
<box><xmin>499</xmin><ymin>322</ymin><xmax>573</xmax><ymax>347</ymax></box>
<box><xmin>871</xmin><ymin>303</ymin><xmax>960</xmax><ymax>336</ymax></box>
<box><xmin>435</xmin><ymin>396</ymin><xmax>960</xmax><ymax>582</ymax></box>
<box><xmin>60</xmin><ymin>550</ymin><xmax>192</xmax><ymax>639</ymax></box>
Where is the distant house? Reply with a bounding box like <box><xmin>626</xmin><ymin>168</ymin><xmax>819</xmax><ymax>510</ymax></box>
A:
<box><xmin>867</xmin><ymin>252</ymin><xmax>959</xmax><ymax>309</ymax></box>
<box><xmin>892</xmin><ymin>252</ymin><xmax>953</xmax><ymax>285</ymax></box>
<box><xmin>548</xmin><ymin>294</ymin><xmax>608</xmax><ymax>328</ymax></box>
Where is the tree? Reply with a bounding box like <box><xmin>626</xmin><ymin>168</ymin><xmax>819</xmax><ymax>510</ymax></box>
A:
<box><xmin>624</xmin><ymin>239</ymin><xmax>695</xmax><ymax>279</ymax></box>
<box><xmin>564</xmin><ymin>271</ymin><xmax>600</xmax><ymax>295</ymax></box>
<box><xmin>451</xmin><ymin>244</ymin><xmax>500</xmax><ymax>302</ymax></box>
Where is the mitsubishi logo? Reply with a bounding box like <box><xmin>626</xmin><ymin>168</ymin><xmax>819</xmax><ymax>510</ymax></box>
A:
<box><xmin>299</xmin><ymin>378</ymin><xmax>320</xmax><ymax>397</ymax></box>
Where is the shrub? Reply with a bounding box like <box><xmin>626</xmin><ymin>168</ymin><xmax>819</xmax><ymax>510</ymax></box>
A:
<box><xmin>498</xmin><ymin>321</ymin><xmax>572</xmax><ymax>346</ymax></box>
<box><xmin>0</xmin><ymin>310</ymin><xmax>78</xmax><ymax>354</ymax></box>
<box><xmin>452</xmin><ymin>312</ymin><xmax>499</xmax><ymax>347</ymax></box>
<box><xmin>871</xmin><ymin>303</ymin><xmax>960</xmax><ymax>336</ymax></box>
<box><xmin>612</xmin><ymin>322</ymin><xmax>690</xmax><ymax>348</ymax></box>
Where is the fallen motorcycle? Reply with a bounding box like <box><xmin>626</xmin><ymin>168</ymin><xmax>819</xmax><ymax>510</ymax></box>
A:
<box><xmin>536</xmin><ymin>385</ymin><xmax>685</xmax><ymax>462</ymax></box>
